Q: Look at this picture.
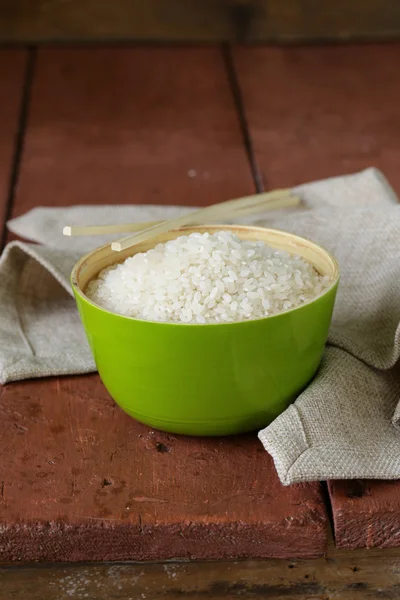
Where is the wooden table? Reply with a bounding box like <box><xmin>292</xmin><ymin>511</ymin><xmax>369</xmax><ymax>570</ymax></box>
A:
<box><xmin>1</xmin><ymin>43</ymin><xmax>400</xmax><ymax>598</ymax></box>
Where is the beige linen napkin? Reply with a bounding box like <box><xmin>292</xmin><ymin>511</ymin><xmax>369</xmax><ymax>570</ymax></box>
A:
<box><xmin>2</xmin><ymin>167</ymin><xmax>400</xmax><ymax>483</ymax></box>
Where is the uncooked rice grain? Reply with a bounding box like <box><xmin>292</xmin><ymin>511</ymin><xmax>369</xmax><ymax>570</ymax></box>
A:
<box><xmin>86</xmin><ymin>231</ymin><xmax>330</xmax><ymax>324</ymax></box>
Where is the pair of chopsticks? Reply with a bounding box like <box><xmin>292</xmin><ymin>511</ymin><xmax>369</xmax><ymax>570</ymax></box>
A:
<box><xmin>63</xmin><ymin>188</ymin><xmax>300</xmax><ymax>252</ymax></box>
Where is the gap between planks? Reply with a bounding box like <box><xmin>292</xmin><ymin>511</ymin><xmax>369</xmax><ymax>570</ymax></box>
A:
<box><xmin>0</xmin><ymin>47</ymin><xmax>36</xmax><ymax>251</ymax></box>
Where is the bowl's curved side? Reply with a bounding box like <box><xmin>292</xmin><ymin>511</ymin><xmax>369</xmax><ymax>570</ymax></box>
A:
<box><xmin>72</xmin><ymin>225</ymin><xmax>339</xmax><ymax>435</ymax></box>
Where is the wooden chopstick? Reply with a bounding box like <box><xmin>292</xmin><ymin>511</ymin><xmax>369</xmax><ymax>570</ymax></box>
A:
<box><xmin>111</xmin><ymin>189</ymin><xmax>298</xmax><ymax>252</ymax></box>
<box><xmin>62</xmin><ymin>193</ymin><xmax>299</xmax><ymax>238</ymax></box>
<box><xmin>63</xmin><ymin>221</ymin><xmax>160</xmax><ymax>237</ymax></box>
<box><xmin>231</xmin><ymin>193</ymin><xmax>299</xmax><ymax>216</ymax></box>
<box><xmin>62</xmin><ymin>190</ymin><xmax>299</xmax><ymax>242</ymax></box>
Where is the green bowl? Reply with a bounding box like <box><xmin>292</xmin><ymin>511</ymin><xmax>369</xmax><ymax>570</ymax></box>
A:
<box><xmin>71</xmin><ymin>225</ymin><xmax>339</xmax><ymax>436</ymax></box>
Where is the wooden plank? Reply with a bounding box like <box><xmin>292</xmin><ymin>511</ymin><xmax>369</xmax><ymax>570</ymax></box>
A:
<box><xmin>0</xmin><ymin>376</ymin><xmax>328</xmax><ymax>561</ymax></box>
<box><xmin>1</xmin><ymin>0</ymin><xmax>400</xmax><ymax>44</ymax></box>
<box><xmin>235</xmin><ymin>42</ymin><xmax>400</xmax><ymax>551</ymax></box>
<box><xmin>250</xmin><ymin>0</ymin><xmax>400</xmax><ymax>43</ymax></box>
<box><xmin>2</xmin><ymin>543</ymin><xmax>400</xmax><ymax>599</ymax></box>
<box><xmin>329</xmin><ymin>480</ymin><xmax>400</xmax><ymax>551</ymax></box>
<box><xmin>1</xmin><ymin>47</ymin><xmax>328</xmax><ymax>561</ymax></box>
<box><xmin>233</xmin><ymin>43</ymin><xmax>400</xmax><ymax>194</ymax></box>
<box><xmin>0</xmin><ymin>50</ymin><xmax>27</xmax><ymax>245</ymax></box>
<box><xmin>11</xmin><ymin>47</ymin><xmax>253</xmax><ymax>217</ymax></box>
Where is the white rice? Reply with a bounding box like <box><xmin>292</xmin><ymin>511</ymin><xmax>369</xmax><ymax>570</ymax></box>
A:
<box><xmin>86</xmin><ymin>231</ymin><xmax>330</xmax><ymax>324</ymax></box>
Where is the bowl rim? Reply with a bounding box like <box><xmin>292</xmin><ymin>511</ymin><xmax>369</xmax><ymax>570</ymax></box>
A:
<box><xmin>71</xmin><ymin>224</ymin><xmax>340</xmax><ymax>327</ymax></box>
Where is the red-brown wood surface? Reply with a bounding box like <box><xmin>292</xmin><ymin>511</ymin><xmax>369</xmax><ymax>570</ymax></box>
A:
<box><xmin>1</xmin><ymin>376</ymin><xmax>327</xmax><ymax>561</ymax></box>
<box><xmin>235</xmin><ymin>42</ymin><xmax>400</xmax><ymax>551</ymax></box>
<box><xmin>12</xmin><ymin>46</ymin><xmax>254</xmax><ymax>217</ymax></box>
<box><xmin>0</xmin><ymin>47</ymin><xmax>329</xmax><ymax>561</ymax></box>
<box><xmin>0</xmin><ymin>51</ymin><xmax>27</xmax><ymax>238</ymax></box>
<box><xmin>328</xmin><ymin>480</ymin><xmax>400</xmax><ymax>550</ymax></box>
<box><xmin>233</xmin><ymin>43</ymin><xmax>400</xmax><ymax>194</ymax></box>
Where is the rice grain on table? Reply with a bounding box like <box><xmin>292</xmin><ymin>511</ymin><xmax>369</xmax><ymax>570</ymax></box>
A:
<box><xmin>86</xmin><ymin>231</ymin><xmax>330</xmax><ymax>324</ymax></box>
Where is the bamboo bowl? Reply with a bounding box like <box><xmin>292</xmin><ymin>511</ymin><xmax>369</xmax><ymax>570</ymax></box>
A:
<box><xmin>71</xmin><ymin>225</ymin><xmax>339</xmax><ymax>436</ymax></box>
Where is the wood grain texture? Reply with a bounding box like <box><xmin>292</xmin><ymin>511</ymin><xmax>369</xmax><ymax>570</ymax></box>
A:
<box><xmin>236</xmin><ymin>42</ymin><xmax>400</xmax><ymax>552</ymax></box>
<box><xmin>1</xmin><ymin>0</ymin><xmax>400</xmax><ymax>43</ymax></box>
<box><xmin>234</xmin><ymin>43</ymin><xmax>400</xmax><ymax>193</ymax></box>
<box><xmin>329</xmin><ymin>480</ymin><xmax>400</xmax><ymax>550</ymax></box>
<box><xmin>0</xmin><ymin>376</ymin><xmax>328</xmax><ymax>561</ymax></box>
<box><xmin>1</xmin><ymin>46</ymin><xmax>328</xmax><ymax>562</ymax></box>
<box><xmin>2</xmin><ymin>544</ymin><xmax>400</xmax><ymax>599</ymax></box>
<box><xmin>0</xmin><ymin>51</ymin><xmax>27</xmax><ymax>244</ymax></box>
<box><xmin>12</xmin><ymin>47</ymin><xmax>254</xmax><ymax>218</ymax></box>
<box><xmin>250</xmin><ymin>0</ymin><xmax>400</xmax><ymax>43</ymax></box>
